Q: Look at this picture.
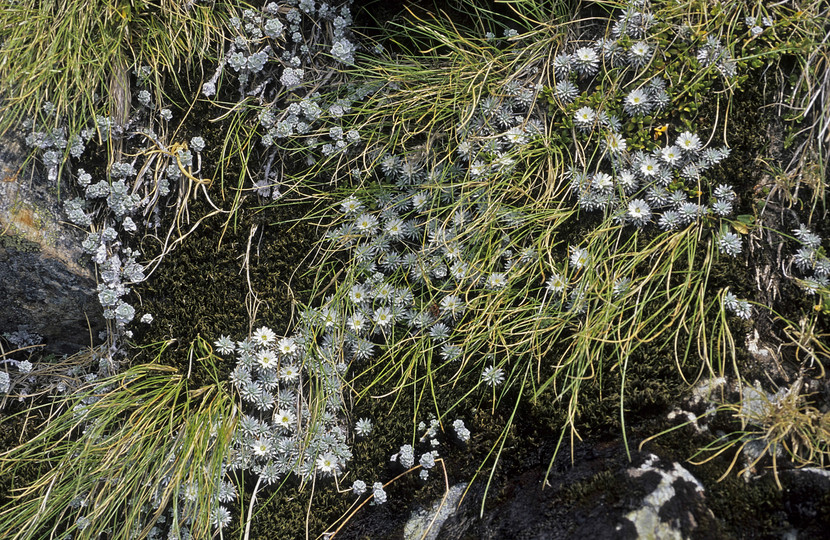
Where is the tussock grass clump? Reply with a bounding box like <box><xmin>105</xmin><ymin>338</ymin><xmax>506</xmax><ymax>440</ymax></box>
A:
<box><xmin>0</xmin><ymin>344</ymin><xmax>238</xmax><ymax>539</ymax></box>
<box><xmin>0</xmin><ymin>0</ymin><xmax>229</xmax><ymax>136</ymax></box>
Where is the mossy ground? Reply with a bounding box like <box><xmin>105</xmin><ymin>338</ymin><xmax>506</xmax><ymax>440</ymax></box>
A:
<box><xmin>131</xmin><ymin>198</ymin><xmax>319</xmax><ymax>386</ymax></box>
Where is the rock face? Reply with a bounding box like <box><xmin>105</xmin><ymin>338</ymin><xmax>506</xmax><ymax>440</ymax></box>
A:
<box><xmin>340</xmin><ymin>437</ymin><xmax>830</xmax><ymax>540</ymax></box>
<box><xmin>0</xmin><ymin>133</ymin><xmax>103</xmax><ymax>355</ymax></box>
<box><xmin>434</xmin><ymin>449</ymin><xmax>723</xmax><ymax>540</ymax></box>
<box><xmin>339</xmin><ymin>443</ymin><xmax>724</xmax><ymax>540</ymax></box>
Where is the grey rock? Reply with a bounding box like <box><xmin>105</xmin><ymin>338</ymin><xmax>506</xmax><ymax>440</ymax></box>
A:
<box><xmin>623</xmin><ymin>453</ymin><xmax>713</xmax><ymax>539</ymax></box>
<box><xmin>0</xmin><ymin>133</ymin><xmax>104</xmax><ymax>355</ymax></box>
<box><xmin>340</xmin><ymin>443</ymin><xmax>724</xmax><ymax>540</ymax></box>
<box><xmin>404</xmin><ymin>482</ymin><xmax>467</xmax><ymax>540</ymax></box>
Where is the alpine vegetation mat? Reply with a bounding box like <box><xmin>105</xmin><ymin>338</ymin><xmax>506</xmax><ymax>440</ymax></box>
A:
<box><xmin>1</xmin><ymin>0</ymin><xmax>829</xmax><ymax>538</ymax></box>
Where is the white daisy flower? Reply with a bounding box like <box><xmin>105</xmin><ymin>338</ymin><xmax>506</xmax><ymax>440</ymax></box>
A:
<box><xmin>569</xmin><ymin>246</ymin><xmax>590</xmax><ymax>269</ymax></box>
<box><xmin>280</xmin><ymin>363</ymin><xmax>300</xmax><ymax>381</ymax></box>
<box><xmin>605</xmin><ymin>132</ymin><xmax>627</xmax><ymax>154</ymax></box>
<box><xmin>354</xmin><ymin>213</ymin><xmax>379</xmax><ymax>234</ymax></box>
<box><xmin>257</xmin><ymin>349</ymin><xmax>279</xmax><ymax>370</ymax></box>
<box><xmin>253</xmin><ymin>326</ymin><xmax>276</xmax><ymax>347</ymax></box>
<box><xmin>592</xmin><ymin>172</ymin><xmax>614</xmax><ymax>193</ymax></box>
<box><xmin>574</xmin><ymin>106</ymin><xmax>596</xmax><ymax>130</ymax></box>
<box><xmin>277</xmin><ymin>336</ymin><xmax>297</xmax><ymax>356</ymax></box>
<box><xmin>340</xmin><ymin>195</ymin><xmax>363</xmax><ymax>215</ymax></box>
<box><xmin>627</xmin><ymin>199</ymin><xmax>652</xmax><ymax>226</ymax></box>
<box><xmin>348</xmin><ymin>312</ymin><xmax>366</xmax><ymax>332</ymax></box>
<box><xmin>316</xmin><ymin>452</ymin><xmax>338</xmax><ymax>474</ymax></box>
<box><xmin>486</xmin><ymin>272</ymin><xmax>508</xmax><ymax>289</ymax></box>
<box><xmin>251</xmin><ymin>437</ymin><xmax>271</xmax><ymax>457</ymax></box>
<box><xmin>676</xmin><ymin>131</ymin><xmax>701</xmax><ymax>153</ymax></box>
<box><xmin>373</xmin><ymin>306</ymin><xmax>393</xmax><ymax>328</ymax></box>
<box><xmin>546</xmin><ymin>272</ymin><xmax>567</xmax><ymax>293</ymax></box>
<box><xmin>660</xmin><ymin>145</ymin><xmax>682</xmax><ymax>165</ymax></box>
<box><xmin>275</xmin><ymin>409</ymin><xmax>296</xmax><ymax>429</ymax></box>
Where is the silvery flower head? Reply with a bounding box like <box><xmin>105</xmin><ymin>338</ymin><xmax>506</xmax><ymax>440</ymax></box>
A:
<box><xmin>676</xmin><ymin>131</ymin><xmax>702</xmax><ymax>154</ymax></box>
<box><xmin>481</xmin><ymin>365</ymin><xmax>505</xmax><ymax>387</ymax></box>
<box><xmin>552</xmin><ymin>52</ymin><xmax>573</xmax><ymax>80</ymax></box>
<box><xmin>573</xmin><ymin>106</ymin><xmax>596</xmax><ymax>131</ymax></box>
<box><xmin>553</xmin><ymin>81</ymin><xmax>579</xmax><ymax>105</ymax></box>
<box><xmin>573</xmin><ymin>47</ymin><xmax>600</xmax><ymax>77</ymax></box>
<box><xmin>624</xmin><ymin>88</ymin><xmax>651</xmax><ymax>116</ymax></box>
<box><xmin>717</xmin><ymin>231</ymin><xmax>742</xmax><ymax>257</ymax></box>
<box><xmin>628</xmin><ymin>41</ymin><xmax>652</xmax><ymax>69</ymax></box>
<box><xmin>627</xmin><ymin>199</ymin><xmax>652</xmax><ymax>227</ymax></box>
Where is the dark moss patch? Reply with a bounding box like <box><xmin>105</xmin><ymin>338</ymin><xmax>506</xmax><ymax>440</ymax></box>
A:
<box><xmin>130</xmin><ymin>197</ymin><xmax>319</xmax><ymax>386</ymax></box>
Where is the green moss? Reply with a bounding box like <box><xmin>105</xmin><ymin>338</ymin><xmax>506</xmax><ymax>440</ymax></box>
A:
<box><xmin>130</xmin><ymin>198</ymin><xmax>318</xmax><ymax>386</ymax></box>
